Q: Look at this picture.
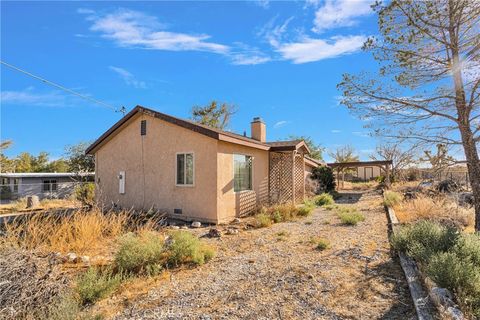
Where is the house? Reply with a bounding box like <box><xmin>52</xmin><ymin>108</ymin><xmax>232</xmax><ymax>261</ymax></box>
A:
<box><xmin>0</xmin><ymin>172</ymin><xmax>94</xmax><ymax>200</ymax></box>
<box><xmin>86</xmin><ymin>106</ymin><xmax>322</xmax><ymax>224</ymax></box>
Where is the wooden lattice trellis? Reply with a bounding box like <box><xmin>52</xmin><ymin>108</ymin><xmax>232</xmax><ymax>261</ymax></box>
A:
<box><xmin>269</xmin><ymin>152</ymin><xmax>306</xmax><ymax>205</ymax></box>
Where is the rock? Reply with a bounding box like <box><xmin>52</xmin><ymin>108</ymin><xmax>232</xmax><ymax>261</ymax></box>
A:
<box><xmin>170</xmin><ymin>225</ymin><xmax>180</xmax><ymax>230</ymax></box>
<box><xmin>180</xmin><ymin>225</ymin><xmax>189</xmax><ymax>229</ymax></box>
<box><xmin>164</xmin><ymin>235</ymin><xmax>174</xmax><ymax>248</ymax></box>
<box><xmin>80</xmin><ymin>256</ymin><xmax>90</xmax><ymax>264</ymax></box>
<box><xmin>66</xmin><ymin>252</ymin><xmax>77</xmax><ymax>263</ymax></box>
<box><xmin>207</xmin><ymin>228</ymin><xmax>222</xmax><ymax>238</ymax></box>
<box><xmin>226</xmin><ymin>228</ymin><xmax>239</xmax><ymax>235</ymax></box>
<box><xmin>26</xmin><ymin>196</ymin><xmax>40</xmax><ymax>209</ymax></box>
<box><xmin>191</xmin><ymin>221</ymin><xmax>201</xmax><ymax>228</ymax></box>
<box><xmin>232</xmin><ymin>218</ymin><xmax>241</xmax><ymax>224</ymax></box>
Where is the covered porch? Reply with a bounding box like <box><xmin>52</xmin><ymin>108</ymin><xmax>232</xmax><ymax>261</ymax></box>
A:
<box><xmin>327</xmin><ymin>160</ymin><xmax>393</xmax><ymax>189</ymax></box>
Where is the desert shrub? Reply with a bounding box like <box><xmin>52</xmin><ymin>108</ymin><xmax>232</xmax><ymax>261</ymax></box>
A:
<box><xmin>383</xmin><ymin>190</ymin><xmax>403</xmax><ymax>207</ymax></box>
<box><xmin>40</xmin><ymin>294</ymin><xmax>81</xmax><ymax>320</ymax></box>
<box><xmin>255</xmin><ymin>213</ymin><xmax>272</xmax><ymax>228</ymax></box>
<box><xmin>166</xmin><ymin>231</ymin><xmax>215</xmax><ymax>267</ymax></box>
<box><xmin>297</xmin><ymin>203</ymin><xmax>315</xmax><ymax>217</ymax></box>
<box><xmin>74</xmin><ymin>182</ymin><xmax>95</xmax><ymax>208</ymax></box>
<box><xmin>390</xmin><ymin>221</ymin><xmax>459</xmax><ymax>262</ymax></box>
<box><xmin>115</xmin><ymin>231</ymin><xmax>165</xmax><ymax>276</ymax></box>
<box><xmin>427</xmin><ymin>251</ymin><xmax>480</xmax><ymax>318</ymax></box>
<box><xmin>0</xmin><ymin>185</ymin><xmax>12</xmax><ymax>200</ymax></box>
<box><xmin>337</xmin><ymin>210</ymin><xmax>365</xmax><ymax>226</ymax></box>
<box><xmin>315</xmin><ymin>238</ymin><xmax>330</xmax><ymax>251</ymax></box>
<box><xmin>311</xmin><ymin>166</ymin><xmax>336</xmax><ymax>193</ymax></box>
<box><xmin>314</xmin><ymin>193</ymin><xmax>334</xmax><ymax>206</ymax></box>
<box><xmin>76</xmin><ymin>267</ymin><xmax>122</xmax><ymax>305</ymax></box>
<box><xmin>323</xmin><ymin>204</ymin><xmax>338</xmax><ymax>211</ymax></box>
<box><xmin>452</xmin><ymin>233</ymin><xmax>480</xmax><ymax>266</ymax></box>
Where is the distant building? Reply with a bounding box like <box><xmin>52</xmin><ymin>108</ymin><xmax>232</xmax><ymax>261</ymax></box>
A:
<box><xmin>0</xmin><ymin>172</ymin><xmax>94</xmax><ymax>200</ymax></box>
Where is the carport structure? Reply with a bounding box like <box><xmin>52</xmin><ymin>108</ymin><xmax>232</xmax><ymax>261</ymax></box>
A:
<box><xmin>327</xmin><ymin>160</ymin><xmax>393</xmax><ymax>189</ymax></box>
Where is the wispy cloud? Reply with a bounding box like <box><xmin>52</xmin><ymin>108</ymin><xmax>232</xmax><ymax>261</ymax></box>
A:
<box><xmin>82</xmin><ymin>8</ymin><xmax>229</xmax><ymax>53</ymax></box>
<box><xmin>275</xmin><ymin>35</ymin><xmax>366</xmax><ymax>64</ymax></box>
<box><xmin>109</xmin><ymin>66</ymin><xmax>147</xmax><ymax>89</ymax></box>
<box><xmin>253</xmin><ymin>0</ymin><xmax>270</xmax><ymax>9</ymax></box>
<box><xmin>274</xmin><ymin>120</ymin><xmax>290</xmax><ymax>129</ymax></box>
<box><xmin>352</xmin><ymin>131</ymin><xmax>370</xmax><ymax>137</ymax></box>
<box><xmin>331</xmin><ymin>129</ymin><xmax>342</xmax><ymax>133</ymax></box>
<box><xmin>0</xmin><ymin>87</ymin><xmax>75</xmax><ymax>107</ymax></box>
<box><xmin>312</xmin><ymin>0</ymin><xmax>373</xmax><ymax>33</ymax></box>
<box><xmin>80</xmin><ymin>8</ymin><xmax>270</xmax><ymax>65</ymax></box>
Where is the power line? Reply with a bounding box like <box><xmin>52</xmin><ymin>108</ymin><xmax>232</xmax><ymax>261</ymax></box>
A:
<box><xmin>1</xmin><ymin>60</ymin><xmax>126</xmax><ymax>115</ymax></box>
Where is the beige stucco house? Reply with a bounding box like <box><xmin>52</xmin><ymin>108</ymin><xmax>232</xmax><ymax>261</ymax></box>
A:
<box><xmin>86</xmin><ymin>106</ymin><xmax>322</xmax><ymax>224</ymax></box>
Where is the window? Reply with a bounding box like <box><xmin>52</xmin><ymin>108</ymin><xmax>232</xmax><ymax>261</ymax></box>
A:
<box><xmin>43</xmin><ymin>180</ymin><xmax>57</xmax><ymax>192</ymax></box>
<box><xmin>176</xmin><ymin>153</ymin><xmax>194</xmax><ymax>186</ymax></box>
<box><xmin>234</xmin><ymin>154</ymin><xmax>252</xmax><ymax>192</ymax></box>
<box><xmin>13</xmin><ymin>178</ymin><xmax>19</xmax><ymax>192</ymax></box>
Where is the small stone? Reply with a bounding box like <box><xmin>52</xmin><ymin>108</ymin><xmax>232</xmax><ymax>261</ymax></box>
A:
<box><xmin>226</xmin><ymin>228</ymin><xmax>239</xmax><ymax>235</ymax></box>
<box><xmin>180</xmin><ymin>225</ymin><xmax>189</xmax><ymax>229</ymax></box>
<box><xmin>191</xmin><ymin>221</ymin><xmax>201</xmax><ymax>228</ymax></box>
<box><xmin>207</xmin><ymin>228</ymin><xmax>222</xmax><ymax>238</ymax></box>
<box><xmin>66</xmin><ymin>252</ymin><xmax>77</xmax><ymax>263</ymax></box>
<box><xmin>232</xmin><ymin>218</ymin><xmax>241</xmax><ymax>224</ymax></box>
<box><xmin>170</xmin><ymin>225</ymin><xmax>180</xmax><ymax>230</ymax></box>
<box><xmin>81</xmin><ymin>256</ymin><xmax>90</xmax><ymax>264</ymax></box>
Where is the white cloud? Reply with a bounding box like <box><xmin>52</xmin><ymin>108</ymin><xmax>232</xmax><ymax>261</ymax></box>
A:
<box><xmin>229</xmin><ymin>43</ymin><xmax>271</xmax><ymax>65</ymax></box>
<box><xmin>109</xmin><ymin>66</ymin><xmax>147</xmax><ymax>89</ymax></box>
<box><xmin>331</xmin><ymin>129</ymin><xmax>342</xmax><ymax>133</ymax></box>
<box><xmin>273</xmin><ymin>120</ymin><xmax>289</xmax><ymax>129</ymax></box>
<box><xmin>85</xmin><ymin>8</ymin><xmax>229</xmax><ymax>54</ymax></box>
<box><xmin>77</xmin><ymin>8</ymin><xmax>95</xmax><ymax>15</ymax></box>
<box><xmin>1</xmin><ymin>87</ymin><xmax>78</xmax><ymax>107</ymax></box>
<box><xmin>312</xmin><ymin>0</ymin><xmax>373</xmax><ymax>33</ymax></box>
<box><xmin>276</xmin><ymin>35</ymin><xmax>366</xmax><ymax>64</ymax></box>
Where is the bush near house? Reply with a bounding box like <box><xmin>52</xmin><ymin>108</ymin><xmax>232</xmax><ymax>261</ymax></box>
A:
<box><xmin>314</xmin><ymin>193</ymin><xmax>334</xmax><ymax>206</ymax></box>
<box><xmin>74</xmin><ymin>182</ymin><xmax>95</xmax><ymax>208</ymax></box>
<box><xmin>311</xmin><ymin>166</ymin><xmax>336</xmax><ymax>193</ymax></box>
<box><xmin>166</xmin><ymin>231</ymin><xmax>215</xmax><ymax>267</ymax></box>
<box><xmin>76</xmin><ymin>267</ymin><xmax>123</xmax><ymax>305</ymax></box>
<box><xmin>391</xmin><ymin>221</ymin><xmax>480</xmax><ymax>318</ymax></box>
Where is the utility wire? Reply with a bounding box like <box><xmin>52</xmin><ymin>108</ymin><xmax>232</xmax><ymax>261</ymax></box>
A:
<box><xmin>1</xmin><ymin>60</ymin><xmax>126</xmax><ymax>115</ymax></box>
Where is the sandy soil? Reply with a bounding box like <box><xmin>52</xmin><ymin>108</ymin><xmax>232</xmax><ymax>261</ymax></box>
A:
<box><xmin>110</xmin><ymin>190</ymin><xmax>415</xmax><ymax>320</ymax></box>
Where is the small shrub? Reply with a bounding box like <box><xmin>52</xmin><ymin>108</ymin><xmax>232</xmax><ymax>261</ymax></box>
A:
<box><xmin>297</xmin><ymin>204</ymin><xmax>314</xmax><ymax>217</ymax></box>
<box><xmin>315</xmin><ymin>238</ymin><xmax>330</xmax><ymax>251</ymax></box>
<box><xmin>383</xmin><ymin>190</ymin><xmax>403</xmax><ymax>207</ymax></box>
<box><xmin>74</xmin><ymin>182</ymin><xmax>95</xmax><ymax>208</ymax></box>
<box><xmin>323</xmin><ymin>204</ymin><xmax>337</xmax><ymax>211</ymax></box>
<box><xmin>272</xmin><ymin>210</ymin><xmax>283</xmax><ymax>223</ymax></box>
<box><xmin>453</xmin><ymin>233</ymin><xmax>480</xmax><ymax>266</ymax></box>
<box><xmin>427</xmin><ymin>251</ymin><xmax>480</xmax><ymax>318</ymax></box>
<box><xmin>338</xmin><ymin>211</ymin><xmax>365</xmax><ymax>226</ymax></box>
<box><xmin>314</xmin><ymin>193</ymin><xmax>334</xmax><ymax>206</ymax></box>
<box><xmin>166</xmin><ymin>231</ymin><xmax>215</xmax><ymax>267</ymax></box>
<box><xmin>115</xmin><ymin>231</ymin><xmax>164</xmax><ymax>276</ymax></box>
<box><xmin>255</xmin><ymin>213</ymin><xmax>272</xmax><ymax>228</ymax></box>
<box><xmin>390</xmin><ymin>220</ymin><xmax>459</xmax><ymax>263</ymax></box>
<box><xmin>76</xmin><ymin>267</ymin><xmax>122</xmax><ymax>305</ymax></box>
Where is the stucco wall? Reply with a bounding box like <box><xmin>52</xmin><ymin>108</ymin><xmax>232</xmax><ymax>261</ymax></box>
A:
<box><xmin>216</xmin><ymin>141</ymin><xmax>269</xmax><ymax>223</ymax></box>
<box><xmin>356</xmin><ymin>166</ymin><xmax>382</xmax><ymax>180</ymax></box>
<box><xmin>95</xmin><ymin>113</ymin><xmax>219</xmax><ymax>222</ymax></box>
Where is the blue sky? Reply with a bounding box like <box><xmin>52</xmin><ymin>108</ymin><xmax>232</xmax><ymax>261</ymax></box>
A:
<box><xmin>1</xmin><ymin>0</ymin><xmax>380</xmax><ymax>162</ymax></box>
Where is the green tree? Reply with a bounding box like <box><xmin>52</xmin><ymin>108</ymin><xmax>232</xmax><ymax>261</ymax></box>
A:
<box><xmin>44</xmin><ymin>159</ymin><xmax>70</xmax><ymax>173</ymax></box>
<box><xmin>288</xmin><ymin>135</ymin><xmax>323</xmax><ymax>160</ymax></box>
<box><xmin>337</xmin><ymin>0</ymin><xmax>480</xmax><ymax>230</ymax></box>
<box><xmin>65</xmin><ymin>142</ymin><xmax>95</xmax><ymax>173</ymax></box>
<box><xmin>191</xmin><ymin>101</ymin><xmax>236</xmax><ymax>130</ymax></box>
<box><xmin>0</xmin><ymin>140</ymin><xmax>14</xmax><ymax>172</ymax></box>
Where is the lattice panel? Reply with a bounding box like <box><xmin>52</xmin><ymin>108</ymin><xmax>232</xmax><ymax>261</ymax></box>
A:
<box><xmin>294</xmin><ymin>154</ymin><xmax>305</xmax><ymax>204</ymax></box>
<box><xmin>269</xmin><ymin>152</ymin><xmax>293</xmax><ymax>204</ymax></box>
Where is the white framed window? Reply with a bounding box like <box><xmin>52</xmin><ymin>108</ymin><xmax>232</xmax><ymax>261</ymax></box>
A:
<box><xmin>234</xmin><ymin>154</ymin><xmax>252</xmax><ymax>192</ymax></box>
<box><xmin>176</xmin><ymin>153</ymin><xmax>194</xmax><ymax>186</ymax></box>
<box><xmin>43</xmin><ymin>180</ymin><xmax>57</xmax><ymax>192</ymax></box>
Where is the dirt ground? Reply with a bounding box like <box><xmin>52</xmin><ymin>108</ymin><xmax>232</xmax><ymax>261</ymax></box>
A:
<box><xmin>106</xmin><ymin>190</ymin><xmax>415</xmax><ymax>320</ymax></box>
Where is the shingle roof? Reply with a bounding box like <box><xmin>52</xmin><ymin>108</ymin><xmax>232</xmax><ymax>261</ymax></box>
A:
<box><xmin>86</xmin><ymin>105</ymin><xmax>310</xmax><ymax>155</ymax></box>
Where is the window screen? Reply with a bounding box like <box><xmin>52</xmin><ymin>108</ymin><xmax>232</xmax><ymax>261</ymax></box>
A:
<box><xmin>140</xmin><ymin>120</ymin><xmax>147</xmax><ymax>136</ymax></box>
<box><xmin>234</xmin><ymin>154</ymin><xmax>252</xmax><ymax>192</ymax></box>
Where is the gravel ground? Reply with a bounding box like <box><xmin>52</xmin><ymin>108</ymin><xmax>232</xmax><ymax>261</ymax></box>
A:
<box><xmin>113</xmin><ymin>190</ymin><xmax>415</xmax><ymax>320</ymax></box>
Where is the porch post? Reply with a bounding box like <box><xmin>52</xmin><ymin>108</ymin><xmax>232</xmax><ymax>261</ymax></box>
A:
<box><xmin>292</xmin><ymin>151</ymin><xmax>296</xmax><ymax>204</ymax></box>
<box><xmin>385</xmin><ymin>164</ymin><xmax>391</xmax><ymax>188</ymax></box>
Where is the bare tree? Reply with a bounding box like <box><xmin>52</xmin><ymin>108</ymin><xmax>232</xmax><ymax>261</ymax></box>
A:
<box><xmin>420</xmin><ymin>143</ymin><xmax>456</xmax><ymax>175</ymax></box>
<box><xmin>370</xmin><ymin>142</ymin><xmax>418</xmax><ymax>180</ymax></box>
<box><xmin>338</xmin><ymin>0</ymin><xmax>480</xmax><ymax>230</ymax></box>
<box><xmin>191</xmin><ymin>101</ymin><xmax>237</xmax><ymax>130</ymax></box>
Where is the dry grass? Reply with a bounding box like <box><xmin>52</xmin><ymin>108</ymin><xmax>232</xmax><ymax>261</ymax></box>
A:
<box><xmin>394</xmin><ymin>195</ymin><xmax>475</xmax><ymax>231</ymax></box>
<box><xmin>1</xmin><ymin>209</ymin><xmax>163</xmax><ymax>256</ymax></box>
<box><xmin>341</xmin><ymin>181</ymin><xmax>378</xmax><ymax>191</ymax></box>
<box><xmin>0</xmin><ymin>197</ymin><xmax>81</xmax><ymax>215</ymax></box>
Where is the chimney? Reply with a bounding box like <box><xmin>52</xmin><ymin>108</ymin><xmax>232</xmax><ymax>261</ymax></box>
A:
<box><xmin>251</xmin><ymin>117</ymin><xmax>266</xmax><ymax>142</ymax></box>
